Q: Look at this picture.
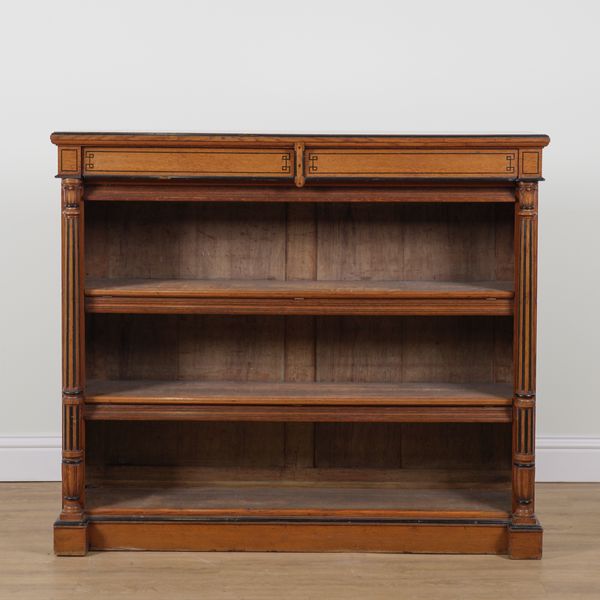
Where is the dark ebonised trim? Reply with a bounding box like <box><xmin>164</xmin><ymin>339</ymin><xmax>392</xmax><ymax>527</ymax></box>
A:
<box><xmin>54</xmin><ymin>519</ymin><xmax>88</xmax><ymax>527</ymax></box>
<box><xmin>508</xmin><ymin>523</ymin><xmax>543</xmax><ymax>532</ymax></box>
<box><xmin>52</xmin><ymin>132</ymin><xmax>550</xmax><ymax>139</ymax></box>
<box><xmin>516</xmin><ymin>177</ymin><xmax>545</xmax><ymax>182</ymax></box>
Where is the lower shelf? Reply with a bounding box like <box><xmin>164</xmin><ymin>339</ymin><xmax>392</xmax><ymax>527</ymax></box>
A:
<box><xmin>84</xmin><ymin>380</ymin><xmax>513</xmax><ymax>422</ymax></box>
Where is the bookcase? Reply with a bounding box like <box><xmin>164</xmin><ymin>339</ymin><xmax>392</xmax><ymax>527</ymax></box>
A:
<box><xmin>52</xmin><ymin>133</ymin><xmax>549</xmax><ymax>558</ymax></box>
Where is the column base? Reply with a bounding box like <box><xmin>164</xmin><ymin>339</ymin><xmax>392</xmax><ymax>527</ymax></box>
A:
<box><xmin>54</xmin><ymin>519</ymin><xmax>88</xmax><ymax>556</ymax></box>
<box><xmin>508</xmin><ymin>522</ymin><xmax>543</xmax><ymax>559</ymax></box>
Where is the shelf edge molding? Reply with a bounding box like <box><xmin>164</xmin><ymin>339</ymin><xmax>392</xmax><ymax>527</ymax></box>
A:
<box><xmin>84</xmin><ymin>403</ymin><xmax>512</xmax><ymax>423</ymax></box>
<box><xmin>84</xmin><ymin>279</ymin><xmax>515</xmax><ymax>316</ymax></box>
<box><xmin>83</xmin><ymin>380</ymin><xmax>513</xmax><ymax>423</ymax></box>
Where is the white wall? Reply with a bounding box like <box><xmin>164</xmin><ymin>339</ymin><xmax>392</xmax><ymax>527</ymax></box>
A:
<box><xmin>1</xmin><ymin>0</ymin><xmax>599</xmax><ymax>480</ymax></box>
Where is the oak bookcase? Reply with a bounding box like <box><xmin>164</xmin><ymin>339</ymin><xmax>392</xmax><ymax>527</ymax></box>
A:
<box><xmin>51</xmin><ymin>133</ymin><xmax>549</xmax><ymax>558</ymax></box>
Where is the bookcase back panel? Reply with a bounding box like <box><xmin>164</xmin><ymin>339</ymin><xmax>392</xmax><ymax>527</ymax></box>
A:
<box><xmin>316</xmin><ymin>203</ymin><xmax>514</xmax><ymax>281</ymax></box>
<box><xmin>86</xmin><ymin>315</ymin><xmax>512</xmax><ymax>384</ymax></box>
<box><xmin>86</xmin><ymin>421</ymin><xmax>511</xmax><ymax>474</ymax></box>
<box><xmin>85</xmin><ymin>202</ymin><xmax>287</xmax><ymax>280</ymax></box>
<box><xmin>86</xmin><ymin>314</ymin><xmax>285</xmax><ymax>381</ymax></box>
<box><xmin>87</xmin><ymin>421</ymin><xmax>286</xmax><ymax>469</ymax></box>
<box><xmin>314</xmin><ymin>422</ymin><xmax>511</xmax><ymax>469</ymax></box>
<box><xmin>85</xmin><ymin>202</ymin><xmax>514</xmax><ymax>282</ymax></box>
<box><xmin>315</xmin><ymin>316</ymin><xmax>512</xmax><ymax>384</ymax></box>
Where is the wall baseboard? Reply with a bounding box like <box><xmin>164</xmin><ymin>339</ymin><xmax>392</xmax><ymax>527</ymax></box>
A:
<box><xmin>0</xmin><ymin>435</ymin><xmax>599</xmax><ymax>482</ymax></box>
<box><xmin>536</xmin><ymin>436</ymin><xmax>600</xmax><ymax>482</ymax></box>
<box><xmin>0</xmin><ymin>436</ymin><xmax>61</xmax><ymax>482</ymax></box>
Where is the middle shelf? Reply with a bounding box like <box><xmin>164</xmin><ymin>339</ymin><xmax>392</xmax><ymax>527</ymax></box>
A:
<box><xmin>85</xmin><ymin>278</ymin><xmax>514</xmax><ymax>315</ymax></box>
<box><xmin>84</xmin><ymin>380</ymin><xmax>513</xmax><ymax>423</ymax></box>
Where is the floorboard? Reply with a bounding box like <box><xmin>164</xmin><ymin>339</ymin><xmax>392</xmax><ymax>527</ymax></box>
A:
<box><xmin>1</xmin><ymin>483</ymin><xmax>599</xmax><ymax>599</ymax></box>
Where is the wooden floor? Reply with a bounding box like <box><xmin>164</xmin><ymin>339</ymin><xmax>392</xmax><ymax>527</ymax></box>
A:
<box><xmin>1</xmin><ymin>483</ymin><xmax>599</xmax><ymax>599</ymax></box>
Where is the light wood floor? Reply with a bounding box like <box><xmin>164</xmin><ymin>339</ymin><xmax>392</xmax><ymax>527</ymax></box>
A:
<box><xmin>1</xmin><ymin>483</ymin><xmax>599</xmax><ymax>599</ymax></box>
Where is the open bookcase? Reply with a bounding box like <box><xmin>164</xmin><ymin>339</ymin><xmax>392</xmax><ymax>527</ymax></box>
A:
<box><xmin>52</xmin><ymin>133</ymin><xmax>549</xmax><ymax>558</ymax></box>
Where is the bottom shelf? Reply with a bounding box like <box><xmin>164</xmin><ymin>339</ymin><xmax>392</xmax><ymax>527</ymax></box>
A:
<box><xmin>86</xmin><ymin>471</ymin><xmax>511</xmax><ymax>520</ymax></box>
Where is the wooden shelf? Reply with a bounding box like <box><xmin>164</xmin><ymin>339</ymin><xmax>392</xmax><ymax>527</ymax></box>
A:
<box><xmin>84</xmin><ymin>380</ymin><xmax>512</xmax><ymax>422</ymax></box>
<box><xmin>85</xmin><ymin>278</ymin><xmax>514</xmax><ymax>315</ymax></box>
<box><xmin>86</xmin><ymin>478</ymin><xmax>511</xmax><ymax>521</ymax></box>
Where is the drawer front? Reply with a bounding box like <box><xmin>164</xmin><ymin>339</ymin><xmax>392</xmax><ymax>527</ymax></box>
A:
<box><xmin>305</xmin><ymin>149</ymin><xmax>518</xmax><ymax>179</ymax></box>
<box><xmin>83</xmin><ymin>148</ymin><xmax>294</xmax><ymax>178</ymax></box>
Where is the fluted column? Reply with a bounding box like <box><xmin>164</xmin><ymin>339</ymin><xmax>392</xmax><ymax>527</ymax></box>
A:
<box><xmin>60</xmin><ymin>177</ymin><xmax>85</xmax><ymax>523</ymax></box>
<box><xmin>511</xmin><ymin>181</ymin><xmax>538</xmax><ymax>527</ymax></box>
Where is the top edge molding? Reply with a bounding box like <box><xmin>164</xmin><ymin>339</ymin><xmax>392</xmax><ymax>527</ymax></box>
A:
<box><xmin>51</xmin><ymin>132</ymin><xmax>551</xmax><ymax>149</ymax></box>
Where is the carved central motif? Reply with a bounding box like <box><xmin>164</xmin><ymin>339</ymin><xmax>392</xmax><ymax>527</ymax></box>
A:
<box><xmin>506</xmin><ymin>153</ymin><xmax>515</xmax><ymax>172</ymax></box>
<box><xmin>84</xmin><ymin>152</ymin><xmax>95</xmax><ymax>170</ymax></box>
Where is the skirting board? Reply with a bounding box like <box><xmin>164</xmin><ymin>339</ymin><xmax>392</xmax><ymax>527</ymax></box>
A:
<box><xmin>536</xmin><ymin>436</ymin><xmax>600</xmax><ymax>482</ymax></box>
<box><xmin>0</xmin><ymin>435</ymin><xmax>599</xmax><ymax>482</ymax></box>
<box><xmin>0</xmin><ymin>436</ymin><xmax>61</xmax><ymax>482</ymax></box>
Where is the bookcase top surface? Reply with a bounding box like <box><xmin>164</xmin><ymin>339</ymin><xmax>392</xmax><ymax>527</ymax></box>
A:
<box><xmin>51</xmin><ymin>132</ymin><xmax>550</xmax><ymax>148</ymax></box>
